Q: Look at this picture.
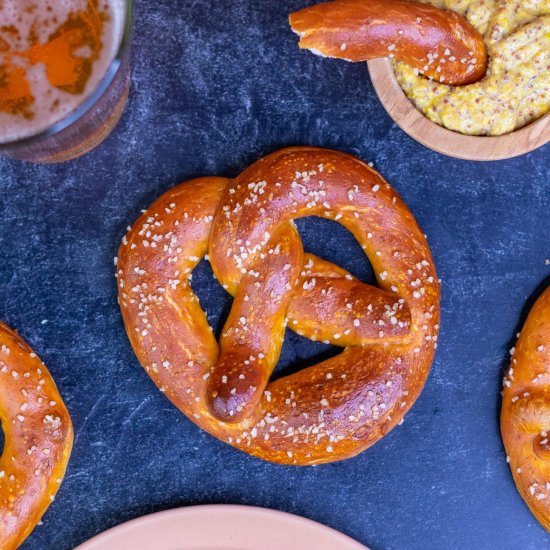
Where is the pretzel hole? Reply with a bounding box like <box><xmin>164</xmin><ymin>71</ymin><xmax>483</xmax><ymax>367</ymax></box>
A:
<box><xmin>294</xmin><ymin>216</ymin><xmax>376</xmax><ymax>286</ymax></box>
<box><xmin>190</xmin><ymin>259</ymin><xmax>233</xmax><ymax>338</ymax></box>
<box><xmin>0</xmin><ymin>420</ymin><xmax>4</xmax><ymax>456</ymax></box>
<box><xmin>273</xmin><ymin>330</ymin><xmax>340</xmax><ymax>380</ymax></box>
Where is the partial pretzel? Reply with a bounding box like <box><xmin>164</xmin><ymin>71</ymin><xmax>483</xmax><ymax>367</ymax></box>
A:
<box><xmin>501</xmin><ymin>287</ymin><xmax>550</xmax><ymax>531</ymax></box>
<box><xmin>117</xmin><ymin>147</ymin><xmax>440</xmax><ymax>465</ymax></box>
<box><xmin>289</xmin><ymin>0</ymin><xmax>487</xmax><ymax>85</ymax></box>
<box><xmin>0</xmin><ymin>321</ymin><xmax>73</xmax><ymax>549</ymax></box>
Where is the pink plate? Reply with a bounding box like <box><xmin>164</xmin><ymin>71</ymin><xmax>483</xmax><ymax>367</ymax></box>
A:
<box><xmin>75</xmin><ymin>504</ymin><xmax>370</xmax><ymax>550</ymax></box>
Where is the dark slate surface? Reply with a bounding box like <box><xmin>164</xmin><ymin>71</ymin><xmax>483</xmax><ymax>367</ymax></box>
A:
<box><xmin>0</xmin><ymin>0</ymin><xmax>549</xmax><ymax>548</ymax></box>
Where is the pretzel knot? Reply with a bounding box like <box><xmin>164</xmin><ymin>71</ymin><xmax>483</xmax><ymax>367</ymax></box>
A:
<box><xmin>501</xmin><ymin>287</ymin><xmax>550</xmax><ymax>531</ymax></box>
<box><xmin>117</xmin><ymin>147</ymin><xmax>441</xmax><ymax>465</ymax></box>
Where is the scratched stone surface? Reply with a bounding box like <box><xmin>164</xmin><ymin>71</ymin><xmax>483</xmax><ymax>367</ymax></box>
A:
<box><xmin>0</xmin><ymin>1</ymin><xmax>549</xmax><ymax>549</ymax></box>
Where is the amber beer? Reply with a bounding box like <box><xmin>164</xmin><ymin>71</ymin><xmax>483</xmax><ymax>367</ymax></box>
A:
<box><xmin>0</xmin><ymin>0</ymin><xmax>131</xmax><ymax>163</ymax></box>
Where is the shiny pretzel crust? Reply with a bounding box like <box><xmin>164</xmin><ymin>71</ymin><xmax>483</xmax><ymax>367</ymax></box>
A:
<box><xmin>0</xmin><ymin>322</ymin><xmax>73</xmax><ymax>549</ymax></box>
<box><xmin>117</xmin><ymin>147</ymin><xmax>440</xmax><ymax>465</ymax></box>
<box><xmin>501</xmin><ymin>287</ymin><xmax>550</xmax><ymax>531</ymax></box>
<box><xmin>289</xmin><ymin>0</ymin><xmax>487</xmax><ymax>85</ymax></box>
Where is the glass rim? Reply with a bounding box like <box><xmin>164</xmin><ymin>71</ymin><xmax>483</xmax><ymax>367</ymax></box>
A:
<box><xmin>0</xmin><ymin>0</ymin><xmax>134</xmax><ymax>150</ymax></box>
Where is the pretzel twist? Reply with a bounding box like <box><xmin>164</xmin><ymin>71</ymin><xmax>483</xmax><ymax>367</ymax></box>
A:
<box><xmin>289</xmin><ymin>0</ymin><xmax>488</xmax><ymax>85</ymax></box>
<box><xmin>0</xmin><ymin>321</ymin><xmax>73</xmax><ymax>549</ymax></box>
<box><xmin>117</xmin><ymin>147</ymin><xmax>440</xmax><ymax>465</ymax></box>
<box><xmin>501</xmin><ymin>287</ymin><xmax>550</xmax><ymax>531</ymax></box>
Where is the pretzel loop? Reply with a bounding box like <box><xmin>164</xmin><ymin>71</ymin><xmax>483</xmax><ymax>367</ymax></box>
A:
<box><xmin>0</xmin><ymin>322</ymin><xmax>72</xmax><ymax>549</ymax></box>
<box><xmin>117</xmin><ymin>147</ymin><xmax>440</xmax><ymax>465</ymax></box>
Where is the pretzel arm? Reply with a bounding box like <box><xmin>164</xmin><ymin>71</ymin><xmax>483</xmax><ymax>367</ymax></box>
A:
<box><xmin>288</xmin><ymin>253</ymin><xmax>411</xmax><ymax>346</ymax></box>
<box><xmin>207</xmin><ymin>224</ymin><xmax>304</xmax><ymax>423</ymax></box>
<box><xmin>289</xmin><ymin>0</ymin><xmax>488</xmax><ymax>85</ymax></box>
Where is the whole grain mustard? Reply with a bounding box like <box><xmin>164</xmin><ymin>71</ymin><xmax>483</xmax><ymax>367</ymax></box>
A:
<box><xmin>394</xmin><ymin>0</ymin><xmax>550</xmax><ymax>135</ymax></box>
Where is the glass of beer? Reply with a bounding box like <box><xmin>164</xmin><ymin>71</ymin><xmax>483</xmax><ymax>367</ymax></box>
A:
<box><xmin>0</xmin><ymin>0</ymin><xmax>132</xmax><ymax>163</ymax></box>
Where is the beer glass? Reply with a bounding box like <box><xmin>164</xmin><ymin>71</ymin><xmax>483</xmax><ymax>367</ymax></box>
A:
<box><xmin>0</xmin><ymin>0</ymin><xmax>133</xmax><ymax>163</ymax></box>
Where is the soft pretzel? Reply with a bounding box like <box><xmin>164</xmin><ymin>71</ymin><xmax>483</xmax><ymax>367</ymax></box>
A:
<box><xmin>501</xmin><ymin>287</ymin><xmax>550</xmax><ymax>531</ymax></box>
<box><xmin>117</xmin><ymin>147</ymin><xmax>440</xmax><ymax>465</ymax></box>
<box><xmin>289</xmin><ymin>0</ymin><xmax>488</xmax><ymax>85</ymax></box>
<box><xmin>0</xmin><ymin>321</ymin><xmax>73</xmax><ymax>549</ymax></box>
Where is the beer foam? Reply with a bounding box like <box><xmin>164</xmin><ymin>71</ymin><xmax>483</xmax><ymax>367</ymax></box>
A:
<box><xmin>0</xmin><ymin>0</ymin><xmax>126</xmax><ymax>144</ymax></box>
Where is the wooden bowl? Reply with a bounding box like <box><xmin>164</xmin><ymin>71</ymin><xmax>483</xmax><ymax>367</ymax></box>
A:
<box><xmin>367</xmin><ymin>58</ymin><xmax>550</xmax><ymax>161</ymax></box>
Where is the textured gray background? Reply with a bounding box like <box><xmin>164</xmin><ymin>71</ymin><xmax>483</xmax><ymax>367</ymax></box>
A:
<box><xmin>0</xmin><ymin>0</ymin><xmax>549</xmax><ymax>549</ymax></box>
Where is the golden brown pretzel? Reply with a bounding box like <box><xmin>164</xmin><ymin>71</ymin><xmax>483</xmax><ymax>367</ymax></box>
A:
<box><xmin>289</xmin><ymin>0</ymin><xmax>487</xmax><ymax>85</ymax></box>
<box><xmin>501</xmin><ymin>286</ymin><xmax>550</xmax><ymax>531</ymax></box>
<box><xmin>117</xmin><ymin>147</ymin><xmax>440</xmax><ymax>465</ymax></box>
<box><xmin>0</xmin><ymin>321</ymin><xmax>73</xmax><ymax>549</ymax></box>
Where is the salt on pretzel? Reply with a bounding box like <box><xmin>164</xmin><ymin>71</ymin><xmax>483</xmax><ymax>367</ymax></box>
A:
<box><xmin>289</xmin><ymin>0</ymin><xmax>487</xmax><ymax>85</ymax></box>
<box><xmin>117</xmin><ymin>147</ymin><xmax>440</xmax><ymax>465</ymax></box>
<box><xmin>501</xmin><ymin>287</ymin><xmax>550</xmax><ymax>531</ymax></box>
<box><xmin>0</xmin><ymin>321</ymin><xmax>73</xmax><ymax>549</ymax></box>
